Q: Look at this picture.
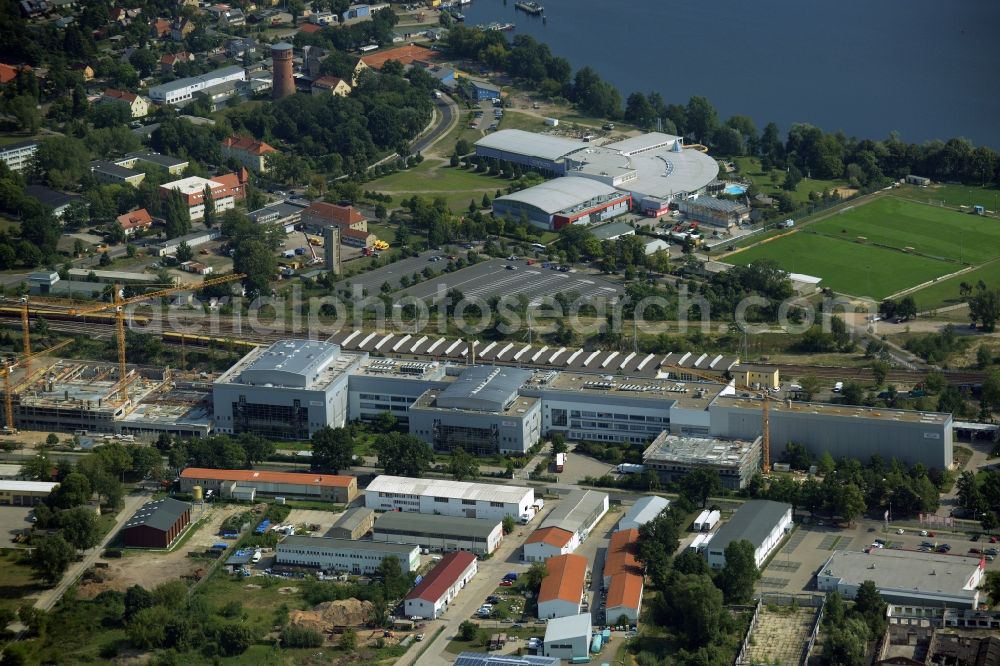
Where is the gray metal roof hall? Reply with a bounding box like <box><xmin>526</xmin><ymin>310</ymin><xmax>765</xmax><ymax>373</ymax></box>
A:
<box><xmin>374</xmin><ymin>511</ymin><xmax>500</xmax><ymax>539</ymax></box>
<box><xmin>123</xmin><ymin>497</ymin><xmax>192</xmax><ymax>532</ymax></box>
<box><xmin>436</xmin><ymin>365</ymin><xmax>532</xmax><ymax>412</ymax></box>
<box><xmin>707</xmin><ymin>499</ymin><xmax>790</xmax><ymax>555</ymax></box>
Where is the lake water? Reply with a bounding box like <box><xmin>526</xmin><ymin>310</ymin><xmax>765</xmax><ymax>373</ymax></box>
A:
<box><xmin>458</xmin><ymin>0</ymin><xmax>1000</xmax><ymax>148</ymax></box>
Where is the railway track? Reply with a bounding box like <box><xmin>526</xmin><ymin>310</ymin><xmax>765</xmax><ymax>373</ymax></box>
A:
<box><xmin>2</xmin><ymin>319</ymin><xmax>985</xmax><ymax>387</ymax></box>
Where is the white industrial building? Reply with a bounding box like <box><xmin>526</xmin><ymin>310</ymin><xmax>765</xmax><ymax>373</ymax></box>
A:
<box><xmin>275</xmin><ymin>536</ymin><xmax>420</xmax><ymax>574</ymax></box>
<box><xmin>524</xmin><ymin>490</ymin><xmax>608</xmax><ymax>562</ymax></box>
<box><xmin>148</xmin><ymin>65</ymin><xmax>246</xmax><ymax>105</ymax></box>
<box><xmin>404</xmin><ymin>550</ymin><xmax>478</xmax><ymax>620</ymax></box>
<box><xmin>372</xmin><ymin>511</ymin><xmax>504</xmax><ymax>556</ymax></box>
<box><xmin>492</xmin><ymin>178</ymin><xmax>631</xmax><ymax>231</ymax></box>
<box><xmin>364</xmin><ymin>475</ymin><xmax>534</xmax><ymax>521</ymax></box>
<box><xmin>617</xmin><ymin>495</ymin><xmax>670</xmax><ymax>531</ymax></box>
<box><xmin>817</xmin><ymin>549</ymin><xmax>984</xmax><ymax>609</ymax></box>
<box><xmin>213</xmin><ymin>340</ymin><xmax>362</xmax><ymax>440</ymax></box>
<box><xmin>408</xmin><ymin>365</ymin><xmax>542</xmax><ymax>455</ymax></box>
<box><xmin>542</xmin><ymin>613</ymin><xmax>593</xmax><ymax>660</ymax></box>
<box><xmin>704</xmin><ymin>500</ymin><xmax>792</xmax><ymax>569</ymax></box>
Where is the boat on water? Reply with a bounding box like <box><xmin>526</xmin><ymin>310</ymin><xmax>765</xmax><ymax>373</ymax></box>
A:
<box><xmin>450</xmin><ymin>10</ymin><xmax>465</xmax><ymax>20</ymax></box>
<box><xmin>514</xmin><ymin>1</ymin><xmax>544</xmax><ymax>15</ymax></box>
<box><xmin>479</xmin><ymin>21</ymin><xmax>515</xmax><ymax>31</ymax></box>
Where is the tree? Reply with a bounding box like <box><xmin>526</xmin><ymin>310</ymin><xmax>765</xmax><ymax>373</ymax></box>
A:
<box><xmin>982</xmin><ymin>570</ymin><xmax>1000</xmax><ymax>607</ymax></box>
<box><xmin>551</xmin><ymin>432</ymin><xmax>567</xmax><ymax>455</ymax></box>
<box><xmin>897</xmin><ymin>295</ymin><xmax>918</xmax><ymax>320</ymax></box>
<box><xmin>45</xmin><ymin>433</ymin><xmax>59</xmax><ymax>447</ymax></box>
<box><xmin>217</xmin><ymin>622</ymin><xmax>254</xmax><ymax>656</ymax></box>
<box><xmin>982</xmin><ymin>369</ymin><xmax>1000</xmax><ymax>415</ymax></box>
<box><xmin>871</xmin><ymin>361</ymin><xmax>889</xmax><ymax>387</ymax></box>
<box><xmin>311</xmin><ymin>426</ymin><xmax>354</xmax><ymax>473</ymax></box>
<box><xmin>9</xmin><ymin>94</ymin><xmax>40</xmax><ymax>133</ymax></box>
<box><xmin>30</xmin><ymin>534</ymin><xmax>76</xmax><ymax>584</ymax></box>
<box><xmin>47</xmin><ymin>472</ymin><xmax>92</xmax><ymax>509</ymax></box>
<box><xmin>448</xmin><ymin>447</ymin><xmax>479</xmax><ymax>481</ymax></box>
<box><xmin>854</xmin><ymin>580</ymin><xmax>888</xmax><ymax>636</ymax></box>
<box><xmin>58</xmin><ymin>506</ymin><xmax>101</xmax><ymax>550</ymax></box>
<box><xmin>234</xmin><ymin>239</ymin><xmax>277</xmax><ymax>298</ymax></box>
<box><xmin>163</xmin><ymin>188</ymin><xmax>192</xmax><ymax>239</ymax></box>
<box><xmin>668</xmin><ymin>573</ymin><xmax>723</xmax><ymax>646</ymax></box>
<box><xmin>834</xmin><ymin>483</ymin><xmax>866</xmax><ymax>525</ymax></box>
<box><xmin>373</xmin><ymin>432</ymin><xmax>434</xmax><ymax>477</ymax></box>
<box><xmin>124</xmin><ymin>584</ymin><xmax>154</xmax><ymax>621</ymax></box>
<box><xmin>281</xmin><ymin>625</ymin><xmax>323</xmax><ymax>648</ymax></box>
<box><xmin>202</xmin><ymin>184</ymin><xmax>216</xmax><ymax>228</ymax></box>
<box><xmin>672</xmin><ymin>549</ymin><xmax>709</xmax><ymax>576</ymax></box>
<box><xmin>175</xmin><ymin>240</ymin><xmax>193</xmax><ymax>263</ymax></box>
<box><xmin>502</xmin><ymin>515</ymin><xmax>515</xmax><ymax>535</ymax></box>
<box><xmin>523</xmin><ymin>561</ymin><xmax>549</xmax><ymax>592</ymax></box>
<box><xmin>685</xmin><ymin>96</ymin><xmax>719</xmax><ymax>144</ymax></box>
<box><xmin>969</xmin><ymin>287</ymin><xmax>1000</xmax><ymax>331</ymax></box>
<box><xmin>679</xmin><ymin>468</ymin><xmax>722</xmax><ymax>508</ymax></box>
<box><xmin>976</xmin><ymin>345</ymin><xmax>993</xmax><ymax>370</ymax></box>
<box><xmin>458</xmin><ymin>620</ymin><xmax>478</xmax><ymax>641</ymax></box>
<box><xmin>840</xmin><ymin>380</ymin><xmax>865</xmax><ymax>406</ymax></box>
<box><xmin>719</xmin><ymin>539</ymin><xmax>760</xmax><ymax>603</ymax></box>
<box><xmin>339</xmin><ymin>627</ymin><xmax>357</xmax><ymax>650</ymax></box>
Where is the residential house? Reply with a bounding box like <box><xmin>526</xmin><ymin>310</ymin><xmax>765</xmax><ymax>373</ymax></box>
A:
<box><xmin>465</xmin><ymin>77</ymin><xmax>501</xmax><ymax>102</ymax></box>
<box><xmin>0</xmin><ymin>63</ymin><xmax>31</xmax><ymax>85</ymax></box>
<box><xmin>219</xmin><ymin>7</ymin><xmax>245</xmax><ymax>27</ymax></box>
<box><xmin>213</xmin><ymin>169</ymin><xmax>249</xmax><ymax>201</ymax></box>
<box><xmin>115</xmin><ymin>209</ymin><xmax>154</xmax><ymax>237</ymax></box>
<box><xmin>90</xmin><ymin>160</ymin><xmax>146</xmax><ymax>187</ymax></box>
<box><xmin>151</xmin><ymin>18</ymin><xmax>171</xmax><ymax>38</ymax></box>
<box><xmin>171</xmin><ymin>17</ymin><xmax>195</xmax><ymax>42</ymax></box>
<box><xmin>101</xmin><ymin>88</ymin><xmax>149</xmax><ymax>118</ymax></box>
<box><xmin>25</xmin><ymin>184</ymin><xmax>79</xmax><ymax>218</ymax></box>
<box><xmin>18</xmin><ymin>0</ymin><xmax>49</xmax><ymax>18</ymax></box>
<box><xmin>71</xmin><ymin>63</ymin><xmax>94</xmax><ymax>81</ymax></box>
<box><xmin>298</xmin><ymin>22</ymin><xmax>323</xmax><ymax>35</ymax></box>
<box><xmin>159</xmin><ymin>176</ymin><xmax>236</xmax><ymax>220</ymax></box>
<box><xmin>226</xmin><ymin>37</ymin><xmax>257</xmax><ymax>59</ymax></box>
<box><xmin>220</xmin><ymin>135</ymin><xmax>278</xmax><ymax>173</ymax></box>
<box><xmin>311</xmin><ymin>75</ymin><xmax>351</xmax><ymax>96</ymax></box>
<box><xmin>160</xmin><ymin>51</ymin><xmax>194</xmax><ymax>73</ymax></box>
<box><xmin>0</xmin><ymin>140</ymin><xmax>39</xmax><ymax>173</ymax></box>
<box><xmin>300</xmin><ymin>201</ymin><xmax>367</xmax><ymax>234</ymax></box>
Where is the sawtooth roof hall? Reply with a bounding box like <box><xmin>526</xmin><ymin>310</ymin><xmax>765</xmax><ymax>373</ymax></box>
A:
<box><xmin>476</xmin><ymin>130</ymin><xmax>720</xmax><ymax>216</ymax></box>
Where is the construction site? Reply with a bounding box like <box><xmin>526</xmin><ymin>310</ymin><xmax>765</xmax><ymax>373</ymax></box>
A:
<box><xmin>8</xmin><ymin>359</ymin><xmax>214</xmax><ymax>438</ymax></box>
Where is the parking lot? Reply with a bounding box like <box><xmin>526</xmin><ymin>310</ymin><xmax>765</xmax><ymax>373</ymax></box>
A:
<box><xmin>0</xmin><ymin>506</ymin><xmax>34</xmax><ymax>544</ymax></box>
<box><xmin>332</xmin><ymin>249</ymin><xmax>459</xmax><ymax>297</ymax></box>
<box><xmin>398</xmin><ymin>258</ymin><xmax>623</xmax><ymax>307</ymax></box>
<box><xmin>757</xmin><ymin>520</ymin><xmax>1000</xmax><ymax>595</ymax></box>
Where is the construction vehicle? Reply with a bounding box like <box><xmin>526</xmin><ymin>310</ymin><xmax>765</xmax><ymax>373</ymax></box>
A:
<box><xmin>67</xmin><ymin>273</ymin><xmax>245</xmax><ymax>400</ymax></box>
<box><xmin>302</xmin><ymin>232</ymin><xmax>323</xmax><ymax>266</ymax></box>
<box><xmin>306</xmin><ymin>234</ymin><xmax>324</xmax><ymax>247</ymax></box>
<box><xmin>660</xmin><ymin>364</ymin><xmax>774</xmax><ymax>474</ymax></box>
<box><xmin>2</xmin><ymin>339</ymin><xmax>73</xmax><ymax>434</ymax></box>
<box><xmin>373</xmin><ymin>239</ymin><xmax>389</xmax><ymax>251</ymax></box>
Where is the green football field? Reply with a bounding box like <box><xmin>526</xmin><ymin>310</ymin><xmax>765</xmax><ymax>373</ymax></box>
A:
<box><xmin>808</xmin><ymin>197</ymin><xmax>1000</xmax><ymax>264</ymax></box>
<box><xmin>726</xmin><ymin>230</ymin><xmax>956</xmax><ymax>299</ymax></box>
<box><xmin>724</xmin><ymin>196</ymin><xmax>1000</xmax><ymax>298</ymax></box>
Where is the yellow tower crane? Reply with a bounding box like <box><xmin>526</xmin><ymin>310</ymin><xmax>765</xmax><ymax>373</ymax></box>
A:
<box><xmin>661</xmin><ymin>364</ymin><xmax>775</xmax><ymax>474</ymax></box>
<box><xmin>2</xmin><ymin>338</ymin><xmax>73</xmax><ymax>433</ymax></box>
<box><xmin>68</xmin><ymin>273</ymin><xmax>246</xmax><ymax>399</ymax></box>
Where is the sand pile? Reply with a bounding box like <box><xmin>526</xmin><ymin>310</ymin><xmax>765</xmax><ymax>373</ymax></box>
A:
<box><xmin>289</xmin><ymin>598</ymin><xmax>373</xmax><ymax>632</ymax></box>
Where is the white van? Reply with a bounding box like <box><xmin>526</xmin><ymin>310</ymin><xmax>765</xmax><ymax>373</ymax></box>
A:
<box><xmin>833</xmin><ymin>381</ymin><xmax>844</xmax><ymax>393</ymax></box>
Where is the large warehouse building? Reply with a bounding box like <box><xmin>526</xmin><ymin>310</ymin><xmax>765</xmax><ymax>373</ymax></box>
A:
<box><xmin>213</xmin><ymin>339</ymin><xmax>362</xmax><ymax>439</ymax></box>
<box><xmin>537</xmin><ymin>554</ymin><xmax>588</xmax><ymax>619</ymax></box>
<box><xmin>817</xmin><ymin>549</ymin><xmax>984</xmax><ymax>609</ymax></box>
<box><xmin>404</xmin><ymin>550</ymin><xmax>478</xmax><ymax>620</ymax></box>
<box><xmin>524</xmin><ymin>490</ymin><xmax>608</xmax><ymax>562</ymax></box>
<box><xmin>711</xmin><ymin>395</ymin><xmax>954</xmax><ymax>470</ymax></box>
<box><xmin>704</xmin><ymin>500</ymin><xmax>792</xmax><ymax>570</ymax></box>
<box><xmin>276</xmin><ymin>536</ymin><xmax>420</xmax><ymax>574</ymax></box>
<box><xmin>492</xmin><ymin>179</ymin><xmax>631</xmax><ymax>230</ymax></box>
<box><xmin>364</xmin><ymin>475</ymin><xmax>535</xmax><ymax>521</ymax></box>
<box><xmin>475</xmin><ymin>129</ymin><xmax>720</xmax><ymax>217</ymax></box>
<box><xmin>121</xmin><ymin>498</ymin><xmax>192</xmax><ymax>549</ymax></box>
<box><xmin>0</xmin><ymin>480</ymin><xmax>59</xmax><ymax>506</ymax></box>
<box><xmin>372</xmin><ymin>511</ymin><xmax>504</xmax><ymax>556</ymax></box>
<box><xmin>178</xmin><ymin>468</ymin><xmax>358</xmax><ymax>503</ymax></box>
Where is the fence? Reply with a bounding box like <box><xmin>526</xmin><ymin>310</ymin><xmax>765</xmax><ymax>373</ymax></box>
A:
<box><xmin>734</xmin><ymin>594</ymin><xmax>826</xmax><ymax>666</ymax></box>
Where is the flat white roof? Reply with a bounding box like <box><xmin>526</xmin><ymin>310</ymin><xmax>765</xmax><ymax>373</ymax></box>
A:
<box><xmin>0</xmin><ymin>480</ymin><xmax>59</xmax><ymax>493</ymax></box>
<box><xmin>543</xmin><ymin>613</ymin><xmax>592</xmax><ymax>643</ymax></box>
<box><xmin>162</xmin><ymin>176</ymin><xmax>223</xmax><ymax>195</ymax></box>
<box><xmin>366</xmin><ymin>475</ymin><xmax>533</xmax><ymax>505</ymax></box>
<box><xmin>476</xmin><ymin>129</ymin><xmax>588</xmax><ymax>162</ymax></box>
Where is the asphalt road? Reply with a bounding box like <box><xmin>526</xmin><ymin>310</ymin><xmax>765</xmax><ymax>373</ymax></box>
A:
<box><xmin>398</xmin><ymin>259</ymin><xmax>623</xmax><ymax>307</ymax></box>
<box><xmin>411</xmin><ymin>93</ymin><xmax>458</xmax><ymax>156</ymax></box>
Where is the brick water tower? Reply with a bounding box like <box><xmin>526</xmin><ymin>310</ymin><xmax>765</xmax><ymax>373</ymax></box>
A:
<box><xmin>271</xmin><ymin>42</ymin><xmax>294</xmax><ymax>99</ymax></box>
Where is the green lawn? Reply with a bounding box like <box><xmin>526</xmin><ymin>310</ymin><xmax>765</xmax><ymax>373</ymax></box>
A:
<box><xmin>732</xmin><ymin>156</ymin><xmax>845</xmax><ymax>204</ymax></box>
<box><xmin>367</xmin><ymin>161</ymin><xmax>510</xmax><ymax>212</ymax></box>
<box><xmin>0</xmin><ymin>548</ymin><xmax>40</xmax><ymax>615</ymax></box>
<box><xmin>726</xmin><ymin>231</ymin><xmax>956</xmax><ymax>299</ymax></box>
<box><xmin>809</xmin><ymin>197</ymin><xmax>1000</xmax><ymax>264</ymax></box>
<box><xmin>894</xmin><ymin>182</ymin><xmax>1000</xmax><ymax>212</ymax></box>
<box><xmin>909</xmin><ymin>257</ymin><xmax>1000</xmax><ymax>311</ymax></box>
